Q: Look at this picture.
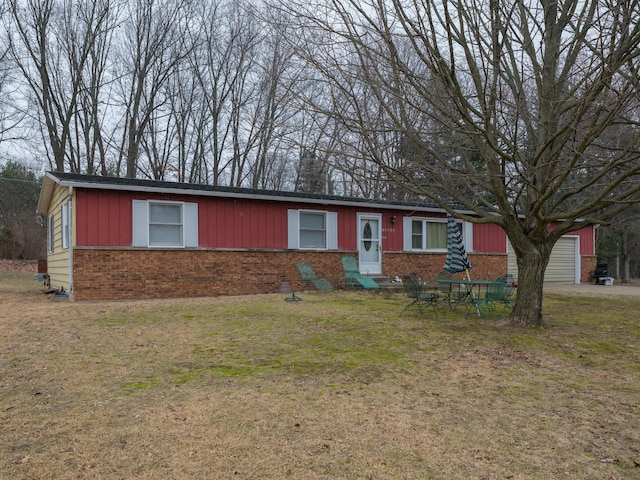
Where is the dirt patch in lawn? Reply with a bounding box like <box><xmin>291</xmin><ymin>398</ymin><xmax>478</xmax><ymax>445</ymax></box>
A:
<box><xmin>1</xmin><ymin>270</ymin><xmax>639</xmax><ymax>479</ymax></box>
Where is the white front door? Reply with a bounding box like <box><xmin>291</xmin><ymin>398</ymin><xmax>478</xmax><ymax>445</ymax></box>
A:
<box><xmin>358</xmin><ymin>214</ymin><xmax>382</xmax><ymax>275</ymax></box>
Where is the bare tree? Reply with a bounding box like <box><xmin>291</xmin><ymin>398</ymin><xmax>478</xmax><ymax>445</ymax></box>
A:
<box><xmin>246</xmin><ymin>20</ymin><xmax>300</xmax><ymax>189</ymax></box>
<box><xmin>7</xmin><ymin>0</ymin><xmax>114</xmax><ymax>172</ymax></box>
<box><xmin>112</xmin><ymin>0</ymin><xmax>193</xmax><ymax>178</ymax></box>
<box><xmin>188</xmin><ymin>0</ymin><xmax>260</xmax><ymax>186</ymax></box>
<box><xmin>73</xmin><ymin>1</ymin><xmax>120</xmax><ymax>176</ymax></box>
<box><xmin>0</xmin><ymin>6</ymin><xmax>26</xmax><ymax>149</ymax></box>
<box><xmin>273</xmin><ymin>0</ymin><xmax>640</xmax><ymax>326</ymax></box>
<box><xmin>163</xmin><ymin>68</ymin><xmax>205</xmax><ymax>183</ymax></box>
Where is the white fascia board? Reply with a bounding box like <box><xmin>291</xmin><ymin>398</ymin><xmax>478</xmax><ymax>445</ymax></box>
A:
<box><xmin>36</xmin><ymin>173</ymin><xmax>60</xmax><ymax>214</ymax></box>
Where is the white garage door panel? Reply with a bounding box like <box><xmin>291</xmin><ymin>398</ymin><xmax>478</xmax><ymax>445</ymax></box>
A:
<box><xmin>545</xmin><ymin>239</ymin><xmax>576</xmax><ymax>283</ymax></box>
<box><xmin>508</xmin><ymin>237</ymin><xmax>579</xmax><ymax>284</ymax></box>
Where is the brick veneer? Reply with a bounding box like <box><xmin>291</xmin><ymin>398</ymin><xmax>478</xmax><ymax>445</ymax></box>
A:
<box><xmin>71</xmin><ymin>248</ymin><xmax>509</xmax><ymax>301</ymax></box>
<box><xmin>582</xmin><ymin>256</ymin><xmax>597</xmax><ymax>283</ymax></box>
<box><xmin>383</xmin><ymin>252</ymin><xmax>507</xmax><ymax>283</ymax></box>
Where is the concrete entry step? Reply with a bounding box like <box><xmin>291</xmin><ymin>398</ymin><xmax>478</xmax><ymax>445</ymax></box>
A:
<box><xmin>365</xmin><ymin>275</ymin><xmax>404</xmax><ymax>292</ymax></box>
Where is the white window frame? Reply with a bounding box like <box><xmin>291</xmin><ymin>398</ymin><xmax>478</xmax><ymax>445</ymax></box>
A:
<box><xmin>288</xmin><ymin>209</ymin><xmax>338</xmax><ymax>250</ymax></box>
<box><xmin>149</xmin><ymin>201</ymin><xmax>183</xmax><ymax>247</ymax></box>
<box><xmin>48</xmin><ymin>214</ymin><xmax>55</xmax><ymax>253</ymax></box>
<box><xmin>61</xmin><ymin>201</ymin><xmax>70</xmax><ymax>250</ymax></box>
<box><xmin>403</xmin><ymin>217</ymin><xmax>473</xmax><ymax>253</ymax></box>
<box><xmin>133</xmin><ymin>200</ymin><xmax>198</xmax><ymax>248</ymax></box>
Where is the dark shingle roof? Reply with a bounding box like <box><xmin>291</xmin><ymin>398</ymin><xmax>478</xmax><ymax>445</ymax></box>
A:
<box><xmin>41</xmin><ymin>171</ymin><xmax>461</xmax><ymax>213</ymax></box>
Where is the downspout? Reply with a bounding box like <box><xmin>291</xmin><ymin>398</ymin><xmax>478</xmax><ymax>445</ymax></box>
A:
<box><xmin>68</xmin><ymin>185</ymin><xmax>74</xmax><ymax>300</ymax></box>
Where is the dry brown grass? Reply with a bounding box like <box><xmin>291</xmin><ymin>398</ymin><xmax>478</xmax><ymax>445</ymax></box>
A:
<box><xmin>1</xmin><ymin>271</ymin><xmax>639</xmax><ymax>479</ymax></box>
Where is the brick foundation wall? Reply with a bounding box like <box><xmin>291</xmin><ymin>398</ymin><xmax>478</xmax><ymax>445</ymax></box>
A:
<box><xmin>582</xmin><ymin>255</ymin><xmax>597</xmax><ymax>283</ymax></box>
<box><xmin>73</xmin><ymin>249</ymin><xmax>343</xmax><ymax>301</ymax></box>
<box><xmin>382</xmin><ymin>252</ymin><xmax>508</xmax><ymax>282</ymax></box>
<box><xmin>72</xmin><ymin>248</ymin><xmax>509</xmax><ymax>301</ymax></box>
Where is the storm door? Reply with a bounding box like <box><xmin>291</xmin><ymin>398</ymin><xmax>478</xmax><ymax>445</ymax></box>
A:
<box><xmin>357</xmin><ymin>214</ymin><xmax>382</xmax><ymax>275</ymax></box>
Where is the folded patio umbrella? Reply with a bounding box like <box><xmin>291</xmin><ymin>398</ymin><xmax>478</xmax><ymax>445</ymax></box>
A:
<box><xmin>444</xmin><ymin>214</ymin><xmax>480</xmax><ymax>316</ymax></box>
<box><xmin>444</xmin><ymin>214</ymin><xmax>472</xmax><ymax>278</ymax></box>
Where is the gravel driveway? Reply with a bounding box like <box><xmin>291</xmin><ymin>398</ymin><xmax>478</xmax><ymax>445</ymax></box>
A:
<box><xmin>545</xmin><ymin>281</ymin><xmax>640</xmax><ymax>297</ymax></box>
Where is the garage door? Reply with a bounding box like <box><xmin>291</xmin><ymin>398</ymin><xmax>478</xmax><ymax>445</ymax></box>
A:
<box><xmin>508</xmin><ymin>236</ymin><xmax>579</xmax><ymax>283</ymax></box>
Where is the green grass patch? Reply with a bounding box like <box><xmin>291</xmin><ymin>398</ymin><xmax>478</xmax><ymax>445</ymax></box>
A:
<box><xmin>96</xmin><ymin>316</ymin><xmax>127</xmax><ymax>328</ymax></box>
<box><xmin>121</xmin><ymin>377</ymin><xmax>158</xmax><ymax>395</ymax></box>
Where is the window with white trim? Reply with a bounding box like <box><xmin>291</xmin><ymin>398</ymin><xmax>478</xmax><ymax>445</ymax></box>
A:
<box><xmin>48</xmin><ymin>214</ymin><xmax>55</xmax><ymax>253</ymax></box>
<box><xmin>300</xmin><ymin>212</ymin><xmax>326</xmax><ymax>248</ymax></box>
<box><xmin>412</xmin><ymin>219</ymin><xmax>447</xmax><ymax>250</ymax></box>
<box><xmin>150</xmin><ymin>203</ymin><xmax>182</xmax><ymax>246</ymax></box>
<box><xmin>132</xmin><ymin>200</ymin><xmax>198</xmax><ymax>248</ymax></box>
<box><xmin>288</xmin><ymin>210</ymin><xmax>337</xmax><ymax>250</ymax></box>
<box><xmin>61</xmin><ymin>201</ymin><xmax>70</xmax><ymax>250</ymax></box>
<box><xmin>403</xmin><ymin>217</ymin><xmax>472</xmax><ymax>252</ymax></box>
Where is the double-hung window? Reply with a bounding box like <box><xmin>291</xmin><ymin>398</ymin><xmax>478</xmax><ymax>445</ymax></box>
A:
<box><xmin>288</xmin><ymin>210</ymin><xmax>337</xmax><ymax>250</ymax></box>
<box><xmin>404</xmin><ymin>217</ymin><xmax>472</xmax><ymax>252</ymax></box>
<box><xmin>149</xmin><ymin>203</ymin><xmax>183</xmax><ymax>246</ymax></box>
<box><xmin>133</xmin><ymin>200</ymin><xmax>198</xmax><ymax>247</ymax></box>
<box><xmin>300</xmin><ymin>212</ymin><xmax>327</xmax><ymax>248</ymax></box>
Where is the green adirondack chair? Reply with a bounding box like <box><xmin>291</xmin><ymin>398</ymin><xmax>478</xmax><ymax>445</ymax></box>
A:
<box><xmin>296</xmin><ymin>262</ymin><xmax>334</xmax><ymax>291</ymax></box>
<box><xmin>340</xmin><ymin>256</ymin><xmax>379</xmax><ymax>290</ymax></box>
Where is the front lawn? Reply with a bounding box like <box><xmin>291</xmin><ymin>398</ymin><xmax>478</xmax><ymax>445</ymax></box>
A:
<box><xmin>1</xmin><ymin>271</ymin><xmax>639</xmax><ymax>479</ymax></box>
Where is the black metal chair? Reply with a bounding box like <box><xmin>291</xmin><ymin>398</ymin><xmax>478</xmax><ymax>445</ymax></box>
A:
<box><xmin>589</xmin><ymin>263</ymin><xmax>609</xmax><ymax>284</ymax></box>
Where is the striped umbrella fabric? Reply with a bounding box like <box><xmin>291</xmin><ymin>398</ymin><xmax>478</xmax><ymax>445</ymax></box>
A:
<box><xmin>444</xmin><ymin>215</ymin><xmax>472</xmax><ymax>273</ymax></box>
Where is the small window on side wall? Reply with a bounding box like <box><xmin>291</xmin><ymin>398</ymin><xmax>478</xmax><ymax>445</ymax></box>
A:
<box><xmin>61</xmin><ymin>201</ymin><xmax>70</xmax><ymax>250</ymax></box>
<box><xmin>48</xmin><ymin>214</ymin><xmax>55</xmax><ymax>253</ymax></box>
<box><xmin>288</xmin><ymin>210</ymin><xmax>337</xmax><ymax>250</ymax></box>
<box><xmin>132</xmin><ymin>200</ymin><xmax>198</xmax><ymax>248</ymax></box>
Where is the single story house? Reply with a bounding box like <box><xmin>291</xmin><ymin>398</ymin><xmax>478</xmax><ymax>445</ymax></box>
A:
<box><xmin>36</xmin><ymin>172</ymin><xmax>596</xmax><ymax>301</ymax></box>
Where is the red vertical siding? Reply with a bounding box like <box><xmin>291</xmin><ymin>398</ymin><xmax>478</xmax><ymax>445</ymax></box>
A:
<box><xmin>75</xmin><ymin>188</ymin><xmax>518</xmax><ymax>254</ymax></box>
<box><xmin>338</xmin><ymin>207</ymin><xmax>355</xmax><ymax>250</ymax></box>
<box><xmin>473</xmin><ymin>223</ymin><xmax>507</xmax><ymax>254</ymax></box>
<box><xmin>575</xmin><ymin>225</ymin><xmax>595</xmax><ymax>255</ymax></box>
<box><xmin>381</xmin><ymin>212</ymin><xmax>403</xmax><ymax>251</ymax></box>
<box><xmin>76</xmin><ymin>190</ymin><xmax>133</xmax><ymax>247</ymax></box>
<box><xmin>198</xmin><ymin>197</ymin><xmax>291</xmax><ymax>249</ymax></box>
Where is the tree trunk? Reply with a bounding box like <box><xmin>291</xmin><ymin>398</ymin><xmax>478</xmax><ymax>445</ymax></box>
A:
<box><xmin>508</xmin><ymin>241</ymin><xmax>552</xmax><ymax>327</ymax></box>
<box><xmin>621</xmin><ymin>227</ymin><xmax>630</xmax><ymax>283</ymax></box>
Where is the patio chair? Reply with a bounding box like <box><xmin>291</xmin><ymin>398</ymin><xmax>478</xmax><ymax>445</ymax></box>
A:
<box><xmin>436</xmin><ymin>270</ymin><xmax>467</xmax><ymax>312</ymax></box>
<box><xmin>589</xmin><ymin>263</ymin><xmax>609</xmax><ymax>285</ymax></box>
<box><xmin>504</xmin><ymin>273</ymin><xmax>517</xmax><ymax>303</ymax></box>
<box><xmin>474</xmin><ymin>280</ymin><xmax>508</xmax><ymax>317</ymax></box>
<box><xmin>401</xmin><ymin>273</ymin><xmax>439</xmax><ymax>316</ymax></box>
<box><xmin>296</xmin><ymin>262</ymin><xmax>334</xmax><ymax>291</ymax></box>
<box><xmin>495</xmin><ymin>274</ymin><xmax>517</xmax><ymax>310</ymax></box>
<box><xmin>340</xmin><ymin>256</ymin><xmax>380</xmax><ymax>290</ymax></box>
